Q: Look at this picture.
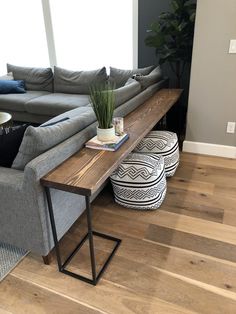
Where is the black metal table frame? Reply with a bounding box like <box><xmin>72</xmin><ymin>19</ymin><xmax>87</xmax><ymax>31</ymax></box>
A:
<box><xmin>45</xmin><ymin>187</ymin><xmax>121</xmax><ymax>286</ymax></box>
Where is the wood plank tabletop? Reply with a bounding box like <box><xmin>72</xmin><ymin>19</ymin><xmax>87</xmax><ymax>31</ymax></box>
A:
<box><xmin>41</xmin><ymin>89</ymin><xmax>183</xmax><ymax>196</ymax></box>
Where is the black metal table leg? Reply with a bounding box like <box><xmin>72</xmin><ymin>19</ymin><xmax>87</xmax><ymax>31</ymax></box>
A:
<box><xmin>45</xmin><ymin>187</ymin><xmax>63</xmax><ymax>271</ymax></box>
<box><xmin>85</xmin><ymin>196</ymin><xmax>97</xmax><ymax>284</ymax></box>
<box><xmin>45</xmin><ymin>187</ymin><xmax>121</xmax><ymax>286</ymax></box>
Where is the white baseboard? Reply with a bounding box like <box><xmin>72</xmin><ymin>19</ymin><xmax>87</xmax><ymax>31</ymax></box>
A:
<box><xmin>183</xmin><ymin>141</ymin><xmax>236</xmax><ymax>159</ymax></box>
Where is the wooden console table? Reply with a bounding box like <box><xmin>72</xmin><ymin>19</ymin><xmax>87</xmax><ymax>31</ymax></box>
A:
<box><xmin>41</xmin><ymin>89</ymin><xmax>182</xmax><ymax>285</ymax></box>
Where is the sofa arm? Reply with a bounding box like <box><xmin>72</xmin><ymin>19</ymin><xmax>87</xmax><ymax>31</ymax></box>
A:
<box><xmin>24</xmin><ymin>122</ymin><xmax>97</xmax><ymax>182</ymax></box>
<box><xmin>0</xmin><ymin>167</ymin><xmax>25</xmax><ymax>190</ymax></box>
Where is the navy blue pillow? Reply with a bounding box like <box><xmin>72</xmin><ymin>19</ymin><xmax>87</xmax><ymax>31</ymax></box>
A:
<box><xmin>0</xmin><ymin>124</ymin><xmax>28</xmax><ymax>167</ymax></box>
<box><xmin>0</xmin><ymin>80</ymin><xmax>26</xmax><ymax>94</ymax></box>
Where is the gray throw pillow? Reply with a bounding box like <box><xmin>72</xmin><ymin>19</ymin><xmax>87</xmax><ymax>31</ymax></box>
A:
<box><xmin>54</xmin><ymin>66</ymin><xmax>108</xmax><ymax>94</ymax></box>
<box><xmin>12</xmin><ymin>107</ymin><xmax>96</xmax><ymax>170</ymax></box>
<box><xmin>135</xmin><ymin>66</ymin><xmax>163</xmax><ymax>89</ymax></box>
<box><xmin>7</xmin><ymin>64</ymin><xmax>53</xmax><ymax>92</ymax></box>
<box><xmin>109</xmin><ymin>65</ymin><xmax>155</xmax><ymax>88</ymax></box>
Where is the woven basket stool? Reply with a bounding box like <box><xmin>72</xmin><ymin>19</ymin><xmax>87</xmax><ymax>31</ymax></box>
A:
<box><xmin>110</xmin><ymin>153</ymin><xmax>167</xmax><ymax>210</ymax></box>
<box><xmin>133</xmin><ymin>131</ymin><xmax>179</xmax><ymax>177</ymax></box>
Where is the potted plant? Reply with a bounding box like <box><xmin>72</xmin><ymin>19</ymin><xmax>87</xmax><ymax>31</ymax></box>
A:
<box><xmin>90</xmin><ymin>84</ymin><xmax>115</xmax><ymax>142</ymax></box>
<box><xmin>145</xmin><ymin>0</ymin><xmax>196</xmax><ymax>88</ymax></box>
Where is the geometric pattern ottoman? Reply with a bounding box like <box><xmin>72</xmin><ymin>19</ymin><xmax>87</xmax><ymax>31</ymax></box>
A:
<box><xmin>133</xmin><ymin>131</ymin><xmax>179</xmax><ymax>177</ymax></box>
<box><xmin>110</xmin><ymin>153</ymin><xmax>167</xmax><ymax>210</ymax></box>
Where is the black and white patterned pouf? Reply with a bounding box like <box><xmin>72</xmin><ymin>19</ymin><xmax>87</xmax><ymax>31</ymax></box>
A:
<box><xmin>134</xmin><ymin>131</ymin><xmax>179</xmax><ymax>177</ymax></box>
<box><xmin>110</xmin><ymin>153</ymin><xmax>167</xmax><ymax>210</ymax></box>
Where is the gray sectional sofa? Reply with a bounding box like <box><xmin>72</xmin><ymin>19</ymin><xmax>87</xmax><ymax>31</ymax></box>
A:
<box><xmin>0</xmin><ymin>64</ymin><xmax>168</xmax><ymax>260</ymax></box>
<box><xmin>0</xmin><ymin>64</ymin><xmax>165</xmax><ymax>124</ymax></box>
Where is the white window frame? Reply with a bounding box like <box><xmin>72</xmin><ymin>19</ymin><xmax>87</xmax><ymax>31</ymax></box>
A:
<box><xmin>41</xmin><ymin>0</ymin><xmax>57</xmax><ymax>67</ymax></box>
<box><xmin>133</xmin><ymin>0</ymin><xmax>139</xmax><ymax>68</ymax></box>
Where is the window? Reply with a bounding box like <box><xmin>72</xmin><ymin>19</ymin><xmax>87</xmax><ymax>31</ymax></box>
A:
<box><xmin>0</xmin><ymin>0</ymin><xmax>49</xmax><ymax>74</ymax></box>
<box><xmin>0</xmin><ymin>0</ymin><xmax>138</xmax><ymax>74</ymax></box>
<box><xmin>49</xmin><ymin>0</ymin><xmax>137</xmax><ymax>70</ymax></box>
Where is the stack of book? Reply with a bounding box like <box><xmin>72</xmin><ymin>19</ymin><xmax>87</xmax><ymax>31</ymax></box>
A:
<box><xmin>85</xmin><ymin>133</ymin><xmax>129</xmax><ymax>151</ymax></box>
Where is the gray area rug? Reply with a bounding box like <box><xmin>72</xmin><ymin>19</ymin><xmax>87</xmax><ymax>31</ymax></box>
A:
<box><xmin>0</xmin><ymin>243</ymin><xmax>28</xmax><ymax>281</ymax></box>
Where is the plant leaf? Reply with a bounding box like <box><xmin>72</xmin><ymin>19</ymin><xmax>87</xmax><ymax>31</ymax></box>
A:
<box><xmin>90</xmin><ymin>84</ymin><xmax>115</xmax><ymax>129</ymax></box>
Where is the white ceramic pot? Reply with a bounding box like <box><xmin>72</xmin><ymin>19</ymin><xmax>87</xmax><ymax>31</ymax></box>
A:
<box><xmin>97</xmin><ymin>125</ymin><xmax>116</xmax><ymax>142</ymax></box>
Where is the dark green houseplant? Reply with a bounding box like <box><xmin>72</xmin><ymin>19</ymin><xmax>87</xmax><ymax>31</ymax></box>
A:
<box><xmin>145</xmin><ymin>0</ymin><xmax>196</xmax><ymax>87</ymax></box>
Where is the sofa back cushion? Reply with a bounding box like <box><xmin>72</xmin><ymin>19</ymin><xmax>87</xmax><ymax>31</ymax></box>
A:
<box><xmin>7</xmin><ymin>64</ymin><xmax>53</xmax><ymax>92</ymax></box>
<box><xmin>54</xmin><ymin>66</ymin><xmax>108</xmax><ymax>95</ymax></box>
<box><xmin>135</xmin><ymin>66</ymin><xmax>163</xmax><ymax>90</ymax></box>
<box><xmin>12</xmin><ymin>107</ymin><xmax>96</xmax><ymax>170</ymax></box>
<box><xmin>113</xmin><ymin>78</ymin><xmax>141</xmax><ymax>108</ymax></box>
<box><xmin>109</xmin><ymin>65</ymin><xmax>155</xmax><ymax>88</ymax></box>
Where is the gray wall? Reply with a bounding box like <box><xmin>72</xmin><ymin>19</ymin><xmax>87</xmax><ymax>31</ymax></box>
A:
<box><xmin>185</xmin><ymin>0</ymin><xmax>236</xmax><ymax>147</ymax></box>
<box><xmin>138</xmin><ymin>0</ymin><xmax>171</xmax><ymax>68</ymax></box>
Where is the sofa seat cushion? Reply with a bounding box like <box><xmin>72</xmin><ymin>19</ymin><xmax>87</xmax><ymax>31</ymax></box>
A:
<box><xmin>12</xmin><ymin>107</ymin><xmax>96</xmax><ymax>170</ymax></box>
<box><xmin>114</xmin><ymin>78</ymin><xmax>141</xmax><ymax>107</ymax></box>
<box><xmin>25</xmin><ymin>93</ymin><xmax>91</xmax><ymax>116</ymax></box>
<box><xmin>0</xmin><ymin>91</ymin><xmax>50</xmax><ymax>112</ymax></box>
<box><xmin>54</xmin><ymin>66</ymin><xmax>108</xmax><ymax>94</ymax></box>
<box><xmin>7</xmin><ymin>64</ymin><xmax>53</xmax><ymax>92</ymax></box>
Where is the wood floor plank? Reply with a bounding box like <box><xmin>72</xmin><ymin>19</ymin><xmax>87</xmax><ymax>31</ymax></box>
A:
<box><xmin>96</xmin><ymin>199</ymin><xmax>236</xmax><ymax>245</ymax></box>
<box><xmin>152</xmin><ymin>210</ymin><xmax>236</xmax><ymax>244</ymax></box>
<box><xmin>180</xmin><ymin>153</ymin><xmax>236</xmax><ymax>170</ymax></box>
<box><xmin>224</xmin><ymin>209</ymin><xmax>236</xmax><ymax>227</ymax></box>
<box><xmin>92</xmin><ymin>205</ymin><xmax>236</xmax><ymax>262</ymax></box>
<box><xmin>12</xmin><ymin>256</ymin><xmax>196</xmax><ymax>314</ymax></box>
<box><xmin>163</xmin><ymin>183</ymin><xmax>235</xmax><ymax>222</ymax></box>
<box><xmin>0</xmin><ymin>275</ymin><xmax>99</xmax><ymax>314</ymax></box>
<box><xmin>161</xmin><ymin>187</ymin><xmax>224</xmax><ymax>222</ymax></box>
<box><xmin>92</xmin><ymin>206</ymin><xmax>147</xmax><ymax>239</ymax></box>
<box><xmin>111</xmin><ymin>236</ymin><xmax>236</xmax><ymax>294</ymax></box>
<box><xmin>145</xmin><ymin>224</ymin><xmax>236</xmax><ymax>263</ymax></box>
<box><xmin>174</xmin><ymin>161</ymin><xmax>208</xmax><ymax>181</ymax></box>
<box><xmin>167</xmin><ymin>176</ymin><xmax>215</xmax><ymax>195</ymax></box>
<box><xmin>205</xmin><ymin>165</ymin><xmax>236</xmax><ymax>187</ymax></box>
<box><xmin>100</xmin><ymin>256</ymin><xmax>236</xmax><ymax>314</ymax></box>
<box><xmin>0</xmin><ymin>309</ymin><xmax>12</xmax><ymax>314</ymax></box>
<box><xmin>214</xmin><ymin>184</ymin><xmax>236</xmax><ymax>201</ymax></box>
<box><xmin>176</xmin><ymin>161</ymin><xmax>236</xmax><ymax>188</ymax></box>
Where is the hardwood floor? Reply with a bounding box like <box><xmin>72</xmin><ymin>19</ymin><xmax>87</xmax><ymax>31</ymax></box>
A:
<box><xmin>1</xmin><ymin>152</ymin><xmax>236</xmax><ymax>314</ymax></box>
